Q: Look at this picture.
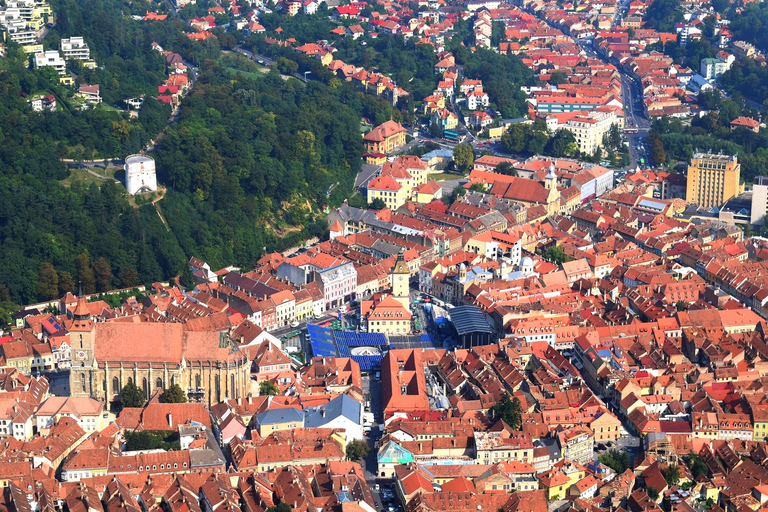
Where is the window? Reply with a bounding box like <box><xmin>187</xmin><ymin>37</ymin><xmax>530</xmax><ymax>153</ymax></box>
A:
<box><xmin>156</xmin><ymin>378</ymin><xmax>163</xmax><ymax>389</ymax></box>
<box><xmin>81</xmin><ymin>373</ymin><xmax>87</xmax><ymax>393</ymax></box>
<box><xmin>113</xmin><ymin>377</ymin><xmax>120</xmax><ymax>394</ymax></box>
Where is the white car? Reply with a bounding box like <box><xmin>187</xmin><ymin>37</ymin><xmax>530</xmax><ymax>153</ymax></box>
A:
<box><xmin>290</xmin><ymin>321</ymin><xmax>300</xmax><ymax>328</ymax></box>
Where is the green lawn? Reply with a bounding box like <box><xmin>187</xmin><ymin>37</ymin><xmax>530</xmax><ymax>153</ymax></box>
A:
<box><xmin>224</xmin><ymin>67</ymin><xmax>268</xmax><ymax>80</ymax></box>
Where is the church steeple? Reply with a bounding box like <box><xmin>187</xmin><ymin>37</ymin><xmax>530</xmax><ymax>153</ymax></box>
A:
<box><xmin>545</xmin><ymin>164</ymin><xmax>557</xmax><ymax>190</ymax></box>
<box><xmin>71</xmin><ymin>289</ymin><xmax>94</xmax><ymax>331</ymax></box>
<box><xmin>391</xmin><ymin>249</ymin><xmax>410</xmax><ymax>308</ymax></box>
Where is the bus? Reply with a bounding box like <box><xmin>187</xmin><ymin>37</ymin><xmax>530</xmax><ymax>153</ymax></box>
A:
<box><xmin>443</xmin><ymin>130</ymin><xmax>461</xmax><ymax>142</ymax></box>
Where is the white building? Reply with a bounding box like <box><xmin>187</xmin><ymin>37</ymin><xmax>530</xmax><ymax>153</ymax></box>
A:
<box><xmin>561</xmin><ymin>107</ymin><xmax>624</xmax><ymax>156</ymax></box>
<box><xmin>124</xmin><ymin>154</ymin><xmax>158</xmax><ymax>195</ymax></box>
<box><xmin>467</xmin><ymin>90</ymin><xmax>489</xmax><ymax>110</ymax></box>
<box><xmin>34</xmin><ymin>50</ymin><xmax>66</xmax><ymax>74</ymax></box>
<box><xmin>316</xmin><ymin>262</ymin><xmax>357</xmax><ymax>311</ymax></box>
<box><xmin>34</xmin><ymin>396</ymin><xmax>109</xmax><ymax>433</ymax></box>
<box><xmin>60</xmin><ymin>36</ymin><xmax>90</xmax><ymax>60</ymax></box>
<box><xmin>751</xmin><ymin>176</ymin><xmax>768</xmax><ymax>226</ymax></box>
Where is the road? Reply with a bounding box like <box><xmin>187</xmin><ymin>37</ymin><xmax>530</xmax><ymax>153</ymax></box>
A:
<box><xmin>233</xmin><ymin>45</ymin><xmax>312</xmax><ymax>82</ymax></box>
<box><xmin>526</xmin><ymin>5</ymin><xmax>653</xmax><ymax>169</ymax></box>
<box><xmin>361</xmin><ymin>372</ymin><xmax>386</xmax><ymax>509</ymax></box>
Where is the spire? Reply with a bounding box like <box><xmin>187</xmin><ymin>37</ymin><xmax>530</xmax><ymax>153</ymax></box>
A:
<box><xmin>73</xmin><ymin>293</ymin><xmax>90</xmax><ymax>320</ymax></box>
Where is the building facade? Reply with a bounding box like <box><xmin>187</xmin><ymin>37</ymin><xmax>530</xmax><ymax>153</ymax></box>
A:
<box><xmin>67</xmin><ymin>296</ymin><xmax>250</xmax><ymax>407</ymax></box>
<box><xmin>686</xmin><ymin>153</ymin><xmax>743</xmax><ymax>209</ymax></box>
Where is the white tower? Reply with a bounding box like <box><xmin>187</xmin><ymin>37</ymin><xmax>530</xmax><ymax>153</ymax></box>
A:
<box><xmin>124</xmin><ymin>154</ymin><xmax>157</xmax><ymax>195</ymax></box>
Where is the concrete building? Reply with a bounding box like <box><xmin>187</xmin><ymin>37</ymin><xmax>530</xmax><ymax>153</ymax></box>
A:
<box><xmin>124</xmin><ymin>154</ymin><xmax>158</xmax><ymax>195</ymax></box>
<box><xmin>700</xmin><ymin>55</ymin><xmax>734</xmax><ymax>81</ymax></box>
<box><xmin>561</xmin><ymin>108</ymin><xmax>624</xmax><ymax>156</ymax></box>
<box><xmin>686</xmin><ymin>153</ymin><xmax>743</xmax><ymax>209</ymax></box>
<box><xmin>34</xmin><ymin>50</ymin><xmax>66</xmax><ymax>74</ymax></box>
<box><xmin>60</xmin><ymin>36</ymin><xmax>90</xmax><ymax>60</ymax></box>
<box><xmin>751</xmin><ymin>176</ymin><xmax>768</xmax><ymax>226</ymax></box>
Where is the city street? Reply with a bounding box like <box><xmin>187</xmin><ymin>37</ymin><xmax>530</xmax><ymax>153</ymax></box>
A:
<box><xmin>360</xmin><ymin>372</ymin><xmax>387</xmax><ymax>509</ymax></box>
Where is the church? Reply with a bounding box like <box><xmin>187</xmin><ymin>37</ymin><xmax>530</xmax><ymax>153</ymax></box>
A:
<box><xmin>67</xmin><ymin>295</ymin><xmax>251</xmax><ymax>407</ymax></box>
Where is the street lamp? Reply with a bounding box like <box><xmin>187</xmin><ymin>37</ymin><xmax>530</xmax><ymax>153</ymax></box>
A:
<box><xmin>304</xmin><ymin>71</ymin><xmax>311</xmax><ymax>82</ymax></box>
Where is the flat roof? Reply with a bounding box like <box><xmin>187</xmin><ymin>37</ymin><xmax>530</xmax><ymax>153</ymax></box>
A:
<box><xmin>449</xmin><ymin>306</ymin><xmax>494</xmax><ymax>335</ymax></box>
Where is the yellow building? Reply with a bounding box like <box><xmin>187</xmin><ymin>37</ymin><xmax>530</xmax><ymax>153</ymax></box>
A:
<box><xmin>686</xmin><ymin>153</ymin><xmax>743</xmax><ymax>209</ymax></box>
<box><xmin>365</xmin><ymin>153</ymin><xmax>387</xmax><ymax>165</ymax></box>
<box><xmin>0</xmin><ymin>340</ymin><xmax>33</xmax><ymax>373</ymax></box>
<box><xmin>363</xmin><ymin>120</ymin><xmax>407</xmax><ymax>154</ymax></box>
<box><xmin>391</xmin><ymin>250</ymin><xmax>410</xmax><ymax>308</ymax></box>
<box><xmin>377</xmin><ymin>155</ymin><xmax>430</xmax><ymax>202</ymax></box>
<box><xmin>753</xmin><ymin>407</ymin><xmax>768</xmax><ymax>441</ymax></box>
<box><xmin>414</xmin><ymin>181</ymin><xmax>443</xmax><ymax>204</ymax></box>
<box><xmin>590</xmin><ymin>410</ymin><xmax>623</xmax><ymax>442</ymax></box>
<box><xmin>363</xmin><ymin>295</ymin><xmax>412</xmax><ymax>335</ymax></box>
<box><xmin>293</xmin><ymin>290</ymin><xmax>313</xmax><ymax>322</ymax></box>
<box><xmin>254</xmin><ymin>407</ymin><xmax>304</xmax><ymax>437</ymax></box>
<box><xmin>367</xmin><ymin>175</ymin><xmax>407</xmax><ymax>210</ymax></box>
<box><xmin>557</xmin><ymin>426</ymin><xmax>594</xmax><ymax>465</ymax></box>
<box><xmin>538</xmin><ymin>464</ymin><xmax>585</xmax><ymax>501</ymax></box>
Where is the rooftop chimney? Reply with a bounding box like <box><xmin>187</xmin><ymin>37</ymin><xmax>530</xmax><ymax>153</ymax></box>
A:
<box><xmin>168</xmin><ymin>412</ymin><xmax>173</xmax><ymax>428</ymax></box>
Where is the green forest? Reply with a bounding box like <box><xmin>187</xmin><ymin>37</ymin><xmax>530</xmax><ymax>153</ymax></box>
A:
<box><xmin>649</xmin><ymin>94</ymin><xmax>768</xmax><ymax>181</ymax></box>
<box><xmin>0</xmin><ymin>0</ymin><xmax>539</xmax><ymax>324</ymax></box>
<box><xmin>644</xmin><ymin>0</ymin><xmax>768</xmax><ymax>175</ymax></box>
<box><xmin>0</xmin><ymin>0</ymin><xmax>368</xmax><ymax>321</ymax></box>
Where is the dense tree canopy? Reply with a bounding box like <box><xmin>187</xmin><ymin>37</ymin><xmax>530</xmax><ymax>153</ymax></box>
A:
<box><xmin>643</xmin><ymin>0</ymin><xmax>684</xmax><ymax>33</ymax></box>
<box><xmin>488</xmin><ymin>393</ymin><xmax>522</xmax><ymax>430</ymax></box>
<box><xmin>650</xmin><ymin>111</ymin><xmax>768</xmax><ymax>182</ymax></box>
<box><xmin>0</xmin><ymin>7</ymin><xmax>364</xmax><ymax>315</ymax></box>
<box><xmin>728</xmin><ymin>2</ymin><xmax>768</xmax><ymax>54</ymax></box>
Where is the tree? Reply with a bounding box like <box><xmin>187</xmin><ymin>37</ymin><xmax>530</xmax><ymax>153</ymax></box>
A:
<box><xmin>450</xmin><ymin>185</ymin><xmax>468</xmax><ymax>203</ymax></box>
<box><xmin>643</xmin><ymin>0</ymin><xmax>683</xmax><ymax>32</ymax></box>
<box><xmin>496</xmin><ymin>161</ymin><xmax>517</xmax><ymax>176</ymax></box>
<box><xmin>121</xmin><ymin>381</ymin><xmax>146</xmax><ymax>408</ymax></box>
<box><xmin>37</xmin><ymin>263</ymin><xmax>59</xmax><ymax>301</ymax></box>
<box><xmin>122</xmin><ymin>267</ymin><xmax>139</xmax><ymax>288</ymax></box>
<box><xmin>647</xmin><ymin>488</ymin><xmax>660</xmax><ymax>501</ymax></box>
<box><xmin>93</xmin><ymin>257</ymin><xmax>112</xmax><ymax>292</ymax></box>
<box><xmin>501</xmin><ymin>123</ymin><xmax>528</xmax><ymax>153</ymax></box>
<box><xmin>544</xmin><ymin>129</ymin><xmax>577</xmax><ymax>158</ymax></box>
<box><xmin>663</xmin><ymin>463</ymin><xmax>681</xmax><ymax>486</ymax></box>
<box><xmin>599</xmin><ymin>450</ymin><xmax>632</xmax><ymax>473</ymax></box>
<box><xmin>179</xmin><ymin>266</ymin><xmax>196</xmax><ymax>291</ymax></box>
<box><xmin>543</xmin><ymin>245</ymin><xmax>574</xmax><ymax>264</ymax></box>
<box><xmin>162</xmin><ymin>383</ymin><xmax>187</xmax><ymax>403</ymax></box>
<box><xmin>688</xmin><ymin>453</ymin><xmax>709</xmax><ymax>478</ymax></box>
<box><xmin>368</xmin><ymin>198</ymin><xmax>387</xmax><ymax>210</ymax></box>
<box><xmin>346</xmin><ymin>439</ymin><xmax>371</xmax><ymax>461</ymax></box>
<box><xmin>58</xmin><ymin>271</ymin><xmax>75</xmax><ymax>296</ymax></box>
<box><xmin>267</xmin><ymin>504</ymin><xmax>292</xmax><ymax>512</ymax></box>
<box><xmin>549</xmin><ymin>71</ymin><xmax>567</xmax><ymax>85</ymax></box>
<box><xmin>648</xmin><ymin>132</ymin><xmax>667</xmax><ymax>166</ymax></box>
<box><xmin>74</xmin><ymin>253</ymin><xmax>96</xmax><ymax>294</ymax></box>
<box><xmin>488</xmin><ymin>393</ymin><xmax>522</xmax><ymax>430</ymax></box>
<box><xmin>453</xmin><ymin>143</ymin><xmax>475</xmax><ymax>173</ymax></box>
<box><xmin>259</xmin><ymin>380</ymin><xmax>279</xmax><ymax>396</ymax></box>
